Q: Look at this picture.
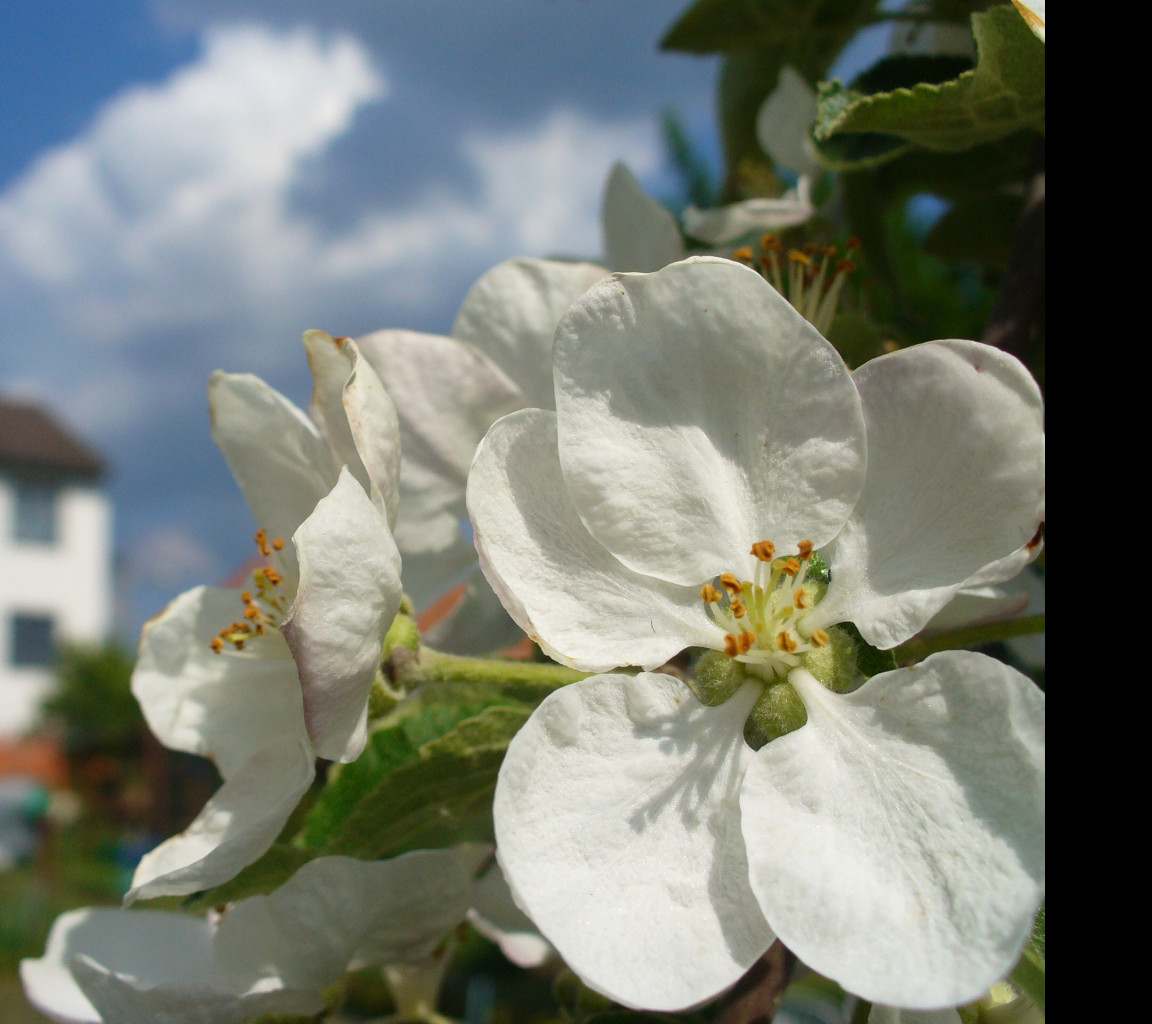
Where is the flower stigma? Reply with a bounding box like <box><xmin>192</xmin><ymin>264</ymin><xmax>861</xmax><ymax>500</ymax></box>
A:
<box><xmin>701</xmin><ymin>539</ymin><xmax>830</xmax><ymax>682</ymax></box>
<box><xmin>210</xmin><ymin>528</ymin><xmax>290</xmax><ymax>654</ymax></box>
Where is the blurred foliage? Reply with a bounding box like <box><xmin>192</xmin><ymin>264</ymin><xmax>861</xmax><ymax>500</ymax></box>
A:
<box><xmin>39</xmin><ymin>641</ymin><xmax>143</xmax><ymax>756</ymax></box>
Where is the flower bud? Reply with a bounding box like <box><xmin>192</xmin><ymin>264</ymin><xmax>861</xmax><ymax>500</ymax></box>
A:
<box><xmin>690</xmin><ymin>649</ymin><xmax>749</xmax><ymax>706</ymax></box>
<box><xmin>744</xmin><ymin>679</ymin><xmax>807</xmax><ymax>750</ymax></box>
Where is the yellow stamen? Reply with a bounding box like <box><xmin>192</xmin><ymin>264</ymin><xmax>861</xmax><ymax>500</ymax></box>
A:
<box><xmin>794</xmin><ymin>588</ymin><xmax>810</xmax><ymax>610</ymax></box>
<box><xmin>720</xmin><ymin>573</ymin><xmax>743</xmax><ymax>596</ymax></box>
<box><xmin>776</xmin><ymin>632</ymin><xmax>798</xmax><ymax>653</ymax></box>
<box><xmin>701</xmin><ymin>583</ymin><xmax>724</xmax><ymax>604</ymax></box>
<box><xmin>737</xmin><ymin>631</ymin><xmax>757</xmax><ymax>654</ymax></box>
<box><xmin>210</xmin><ymin>638</ymin><xmax>224</xmax><ymax>654</ymax></box>
<box><xmin>780</xmin><ymin>557</ymin><xmax>801</xmax><ymax>577</ymax></box>
<box><xmin>731</xmin><ymin>597</ymin><xmax>748</xmax><ymax>619</ymax></box>
<box><xmin>732</xmin><ymin>246</ymin><xmax>755</xmax><ymax>265</ymax></box>
<box><xmin>797</xmin><ymin>539</ymin><xmax>814</xmax><ymax>560</ymax></box>
<box><xmin>724</xmin><ymin>634</ymin><xmax>740</xmax><ymax>657</ymax></box>
<box><xmin>272</xmin><ymin>537</ymin><xmax>285</xmax><ymax>551</ymax></box>
<box><xmin>750</xmin><ymin>540</ymin><xmax>776</xmax><ymax>562</ymax></box>
<box><xmin>811</xmin><ymin>629</ymin><xmax>831</xmax><ymax>648</ymax></box>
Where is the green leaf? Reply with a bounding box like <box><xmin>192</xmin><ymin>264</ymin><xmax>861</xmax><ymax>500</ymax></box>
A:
<box><xmin>1010</xmin><ymin>905</ymin><xmax>1045</xmax><ymax>1010</ymax></box>
<box><xmin>185</xmin><ymin>844</ymin><xmax>314</xmax><ymax>909</ymax></box>
<box><xmin>318</xmin><ymin>706</ymin><xmax>531</xmax><ymax>861</ymax></box>
<box><xmin>298</xmin><ymin>702</ymin><xmax>506</xmax><ymax>850</ymax></box>
<box><xmin>924</xmin><ymin>191</ymin><xmax>1023</xmax><ymax>268</ymax></box>
<box><xmin>711</xmin><ymin>0</ymin><xmax>875</xmax><ymax>195</ymax></box>
<box><xmin>814</xmin><ymin>5</ymin><xmax>1044</xmax><ymax>153</ymax></box>
<box><xmin>826</xmin><ymin>311</ymin><xmax>890</xmax><ymax>370</ymax></box>
<box><xmin>663</xmin><ymin>0</ymin><xmax>879</xmax><ymax>55</ymax></box>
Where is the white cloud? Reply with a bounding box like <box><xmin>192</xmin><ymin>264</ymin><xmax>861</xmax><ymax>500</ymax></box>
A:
<box><xmin>0</xmin><ymin>22</ymin><xmax>660</xmax><ymax>416</ymax></box>
<box><xmin>134</xmin><ymin>525</ymin><xmax>224</xmax><ymax>588</ymax></box>
<box><xmin>0</xmin><ymin>18</ymin><xmax>665</xmax><ymax>628</ymax></box>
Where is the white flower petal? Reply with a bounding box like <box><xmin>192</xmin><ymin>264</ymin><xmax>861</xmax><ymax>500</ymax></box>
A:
<box><xmin>305</xmin><ymin>331</ymin><xmax>403</xmax><ymax>528</ymax></box>
<box><xmin>467</xmin><ymin>862</ymin><xmax>553</xmax><ymax>968</ymax></box>
<box><xmin>495</xmin><ymin>673</ymin><xmax>774</xmax><ymax>1011</ymax></box>
<box><xmin>126</xmin><ymin>734</ymin><xmax>315</xmax><ymax>903</ymax></box>
<box><xmin>131</xmin><ymin>586</ymin><xmax>304</xmax><ymax>779</ymax></box>
<box><xmin>21</xmin><ymin>908</ymin><xmax>214</xmax><ymax>1024</ymax></box>
<box><xmin>553</xmin><ymin>257</ymin><xmax>866</xmax><ymax>585</ymax></box>
<box><xmin>681</xmin><ymin>182</ymin><xmax>815</xmax><ymax>245</ymax></box>
<box><xmin>921</xmin><ymin>585</ymin><xmax>1029</xmax><ymax>634</ymax></box>
<box><xmin>755</xmin><ymin>67</ymin><xmax>820</xmax><ymax>178</ymax></box>
<box><xmin>740</xmin><ymin>656</ymin><xmax>1044</xmax><ymax>1008</ymax></box>
<box><xmin>213</xmin><ymin>851</ymin><xmax>475</xmax><ymax>994</ymax></box>
<box><xmin>600</xmin><ymin>161</ymin><xmax>686</xmax><ymax>272</ymax></box>
<box><xmin>356</xmin><ymin>326</ymin><xmax>522</xmax><ymax>563</ymax></box>
<box><xmin>816</xmin><ymin>340</ymin><xmax>1045</xmax><ymax>649</ymax></box>
<box><xmin>281</xmin><ymin>469</ymin><xmax>403</xmax><ymax>763</ymax></box>
<box><xmin>467</xmin><ymin>410</ymin><xmax>717</xmax><ymax>671</ymax></box>
<box><xmin>397</xmin><ymin>534</ymin><xmax>483</xmax><ymax>614</ymax></box>
<box><xmin>452</xmin><ymin>257</ymin><xmax>607</xmax><ymax>411</ymax></box>
<box><xmin>70</xmin><ymin>955</ymin><xmax>322</xmax><ymax>1024</ymax></box>
<box><xmin>208</xmin><ymin>371</ymin><xmax>338</xmax><ymax>559</ymax></box>
<box><xmin>421</xmin><ymin>575</ymin><xmax>526</xmax><ymax>657</ymax></box>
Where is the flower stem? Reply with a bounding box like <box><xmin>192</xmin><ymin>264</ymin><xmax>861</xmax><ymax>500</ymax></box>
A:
<box><xmin>893</xmin><ymin>614</ymin><xmax>1045</xmax><ymax>665</ymax></box>
<box><xmin>389</xmin><ymin>645</ymin><xmax>590</xmax><ymax>693</ymax></box>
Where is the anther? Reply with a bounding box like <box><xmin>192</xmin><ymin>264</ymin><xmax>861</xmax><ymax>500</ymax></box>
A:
<box><xmin>761</xmin><ymin>234</ymin><xmax>782</xmax><ymax>252</ymax></box>
<box><xmin>751</xmin><ymin>540</ymin><xmax>776</xmax><ymax>562</ymax></box>
<box><xmin>724</xmin><ymin>634</ymin><xmax>740</xmax><ymax>657</ymax></box>
<box><xmin>793</xmin><ymin>588</ymin><xmax>810</xmax><ymax>610</ymax></box>
<box><xmin>788</xmin><ymin>250</ymin><xmax>810</xmax><ymax>266</ymax></box>
<box><xmin>780</xmin><ymin>557</ymin><xmax>801</xmax><ymax>577</ymax></box>
<box><xmin>255</xmin><ymin>528</ymin><xmax>272</xmax><ymax>557</ymax></box>
<box><xmin>797</xmin><ymin>540</ymin><xmax>814</xmax><ymax>560</ymax></box>
<box><xmin>732</xmin><ymin>246</ymin><xmax>755</xmax><ymax>265</ymax></box>
<box><xmin>737</xmin><ymin>631</ymin><xmax>757</xmax><ymax>654</ymax></box>
<box><xmin>731</xmin><ymin>597</ymin><xmax>748</xmax><ymax>619</ymax></box>
<box><xmin>720</xmin><ymin>574</ymin><xmax>743</xmax><ymax>596</ymax></box>
<box><xmin>811</xmin><ymin>629</ymin><xmax>831</xmax><ymax>648</ymax></box>
<box><xmin>264</xmin><ymin>568</ymin><xmax>282</xmax><ymax>587</ymax></box>
<box><xmin>846</xmin><ymin>237</ymin><xmax>861</xmax><ymax>251</ymax></box>
<box><xmin>701</xmin><ymin>583</ymin><xmax>724</xmax><ymax>604</ymax></box>
<box><xmin>776</xmin><ymin>632</ymin><xmax>798</xmax><ymax>653</ymax></box>
<box><xmin>272</xmin><ymin>538</ymin><xmax>285</xmax><ymax>551</ymax></box>
<box><xmin>241</xmin><ymin>590</ymin><xmax>252</xmax><ymax>603</ymax></box>
<box><xmin>210</xmin><ymin>638</ymin><xmax>224</xmax><ymax>654</ymax></box>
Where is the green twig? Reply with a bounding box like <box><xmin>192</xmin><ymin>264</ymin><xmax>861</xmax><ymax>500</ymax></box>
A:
<box><xmin>894</xmin><ymin>614</ymin><xmax>1044</xmax><ymax>664</ymax></box>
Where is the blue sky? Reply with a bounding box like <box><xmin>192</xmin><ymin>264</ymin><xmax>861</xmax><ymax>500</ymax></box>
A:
<box><xmin>0</xmin><ymin>1</ymin><xmax>726</xmax><ymax>634</ymax></box>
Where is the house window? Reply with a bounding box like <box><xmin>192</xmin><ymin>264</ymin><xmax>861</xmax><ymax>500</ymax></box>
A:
<box><xmin>13</xmin><ymin>482</ymin><xmax>58</xmax><ymax>544</ymax></box>
<box><xmin>11</xmin><ymin>614</ymin><xmax>56</xmax><ymax>667</ymax></box>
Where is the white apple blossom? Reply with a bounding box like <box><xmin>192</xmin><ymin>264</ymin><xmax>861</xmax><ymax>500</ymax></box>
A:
<box><xmin>21</xmin><ymin>850</ymin><xmax>482</xmax><ymax>1024</ymax></box>
<box><xmin>603</xmin><ymin>160</ymin><xmax>814</xmax><ymax>254</ymax></box>
<box><xmin>127</xmin><ymin>331</ymin><xmax>402</xmax><ymax>902</ymax></box>
<box><xmin>356</xmin><ymin>257</ymin><xmax>606</xmax><ymax>654</ymax></box>
<box><xmin>466</xmin><ymin>257</ymin><xmax>1045</xmax><ymax>1011</ymax></box>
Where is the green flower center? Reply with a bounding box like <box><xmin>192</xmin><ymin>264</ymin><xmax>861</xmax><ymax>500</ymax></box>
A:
<box><xmin>701</xmin><ymin>539</ymin><xmax>830</xmax><ymax>683</ymax></box>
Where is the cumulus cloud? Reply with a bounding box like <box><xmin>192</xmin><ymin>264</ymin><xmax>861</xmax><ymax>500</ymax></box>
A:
<box><xmin>0</xmin><ymin>17</ymin><xmax>665</xmax><ymax>630</ymax></box>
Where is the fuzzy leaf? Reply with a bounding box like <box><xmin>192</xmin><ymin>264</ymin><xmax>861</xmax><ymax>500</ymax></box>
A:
<box><xmin>297</xmin><ymin>702</ymin><xmax>507</xmax><ymax>850</ymax></box>
<box><xmin>815</xmin><ymin>5</ymin><xmax>1044</xmax><ymax>153</ymax></box>
<box><xmin>663</xmin><ymin>0</ymin><xmax>879</xmax><ymax>55</ymax></box>
<box><xmin>318</xmin><ymin>706</ymin><xmax>531</xmax><ymax>860</ymax></box>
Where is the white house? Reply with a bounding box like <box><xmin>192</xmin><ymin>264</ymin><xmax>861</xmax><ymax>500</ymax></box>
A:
<box><xmin>0</xmin><ymin>400</ymin><xmax>113</xmax><ymax>738</ymax></box>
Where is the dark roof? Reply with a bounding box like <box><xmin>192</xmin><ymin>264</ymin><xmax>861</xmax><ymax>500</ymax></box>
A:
<box><xmin>0</xmin><ymin>400</ymin><xmax>105</xmax><ymax>478</ymax></box>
